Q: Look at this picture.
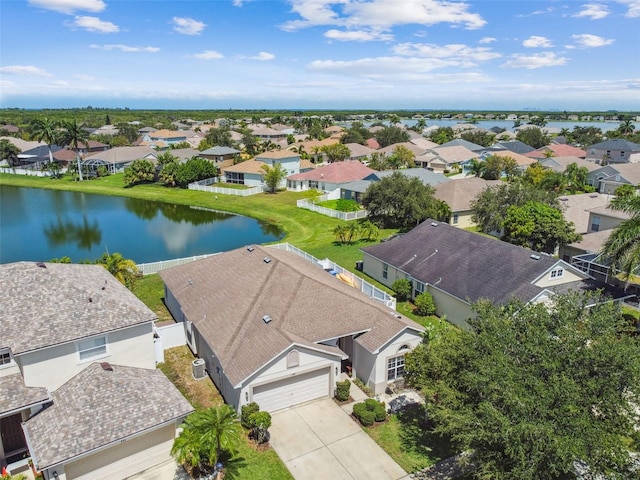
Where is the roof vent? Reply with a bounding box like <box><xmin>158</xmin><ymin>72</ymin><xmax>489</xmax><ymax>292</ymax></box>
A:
<box><xmin>36</xmin><ymin>262</ymin><xmax>46</xmax><ymax>268</ymax></box>
<box><xmin>530</xmin><ymin>254</ymin><xmax>541</xmax><ymax>260</ymax></box>
<box><xmin>263</xmin><ymin>257</ymin><xmax>272</xmax><ymax>264</ymax></box>
<box><xmin>262</xmin><ymin>315</ymin><xmax>272</xmax><ymax>324</ymax></box>
<box><xmin>431</xmin><ymin>222</ymin><xmax>438</xmax><ymax>227</ymax></box>
<box><xmin>100</xmin><ymin>362</ymin><xmax>113</xmax><ymax>371</ymax></box>
<box><xmin>247</xmin><ymin>246</ymin><xmax>255</xmax><ymax>252</ymax></box>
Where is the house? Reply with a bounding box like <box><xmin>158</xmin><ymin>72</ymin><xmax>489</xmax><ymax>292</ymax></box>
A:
<box><xmin>82</xmin><ymin>146</ymin><xmax>157</xmax><ymax>174</ymax></box>
<box><xmin>416</xmin><ymin>145</ymin><xmax>477</xmax><ymax>172</ymax></box>
<box><xmin>482</xmin><ymin>149</ymin><xmax>537</xmax><ymax>173</ymax></box>
<box><xmin>159</xmin><ymin>245</ymin><xmax>424</xmax><ymax>412</ymax></box>
<box><xmin>344</xmin><ymin>142</ymin><xmax>375</xmax><ymax>161</ymax></box>
<box><xmin>223</xmin><ymin>150</ymin><xmax>301</xmax><ymax>188</ymax></box>
<box><xmin>141</xmin><ymin>129</ymin><xmax>202</xmax><ymax>149</ymax></box>
<box><xmin>249</xmin><ymin>126</ymin><xmax>287</xmax><ymax>141</ymax></box>
<box><xmin>438</xmin><ymin>138</ymin><xmax>486</xmax><ymax>153</ymax></box>
<box><xmin>587</xmin><ymin>164</ymin><xmax>640</xmax><ymax>194</ymax></box>
<box><xmin>433</xmin><ymin>177</ymin><xmax>502</xmax><ymax>228</ymax></box>
<box><xmin>286</xmin><ymin>160</ymin><xmax>375</xmax><ymax>198</ymax></box>
<box><xmin>585</xmin><ymin>139</ymin><xmax>640</xmax><ymax>164</ymax></box>
<box><xmin>488</xmin><ymin>140</ymin><xmax>536</xmax><ymax>155</ymax></box>
<box><xmin>377</xmin><ymin>142</ymin><xmax>426</xmax><ymax>158</ymax></box>
<box><xmin>340</xmin><ymin>168</ymin><xmax>449</xmax><ymax>204</ymax></box>
<box><xmin>538</xmin><ymin>156</ymin><xmax>601</xmax><ymax>174</ymax></box>
<box><xmin>0</xmin><ymin>262</ymin><xmax>193</xmax><ymax>479</ymax></box>
<box><xmin>361</xmin><ymin>220</ymin><xmax>619</xmax><ymax>328</ymax></box>
<box><xmin>199</xmin><ymin>146</ymin><xmax>241</xmax><ymax>168</ymax></box>
<box><xmin>557</xmin><ymin>193</ymin><xmax>613</xmax><ymax>234</ymax></box>
<box><xmin>525</xmin><ymin>144</ymin><xmax>586</xmax><ymax>159</ymax></box>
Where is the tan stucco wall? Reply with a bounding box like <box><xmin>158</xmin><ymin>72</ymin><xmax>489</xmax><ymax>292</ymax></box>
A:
<box><xmin>588</xmin><ymin>212</ymin><xmax>625</xmax><ymax>232</ymax></box>
<box><xmin>20</xmin><ymin>323</ymin><xmax>155</xmax><ymax>391</ymax></box>
<box><xmin>448</xmin><ymin>210</ymin><xmax>476</xmax><ymax>229</ymax></box>
<box><xmin>427</xmin><ymin>286</ymin><xmax>473</xmax><ymax>329</ymax></box>
<box><xmin>534</xmin><ymin>265</ymin><xmax>585</xmax><ymax>288</ymax></box>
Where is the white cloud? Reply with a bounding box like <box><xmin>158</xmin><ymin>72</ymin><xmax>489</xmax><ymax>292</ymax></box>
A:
<box><xmin>172</xmin><ymin>17</ymin><xmax>207</xmax><ymax>35</ymax></box>
<box><xmin>571</xmin><ymin>33</ymin><xmax>614</xmax><ymax>47</ymax></box>
<box><xmin>90</xmin><ymin>44</ymin><xmax>160</xmax><ymax>53</ymax></box>
<box><xmin>393</xmin><ymin>43</ymin><xmax>501</xmax><ymax>62</ymax></box>
<box><xmin>479</xmin><ymin>37</ymin><xmax>496</xmax><ymax>44</ymax></box>
<box><xmin>283</xmin><ymin>0</ymin><xmax>485</xmax><ymax>31</ymax></box>
<box><xmin>28</xmin><ymin>0</ymin><xmax>105</xmax><ymax>14</ymax></box>
<box><xmin>501</xmin><ymin>52</ymin><xmax>568</xmax><ymax>69</ymax></box>
<box><xmin>250</xmin><ymin>52</ymin><xmax>276</xmax><ymax>61</ymax></box>
<box><xmin>573</xmin><ymin>3</ymin><xmax>609</xmax><ymax>19</ymax></box>
<box><xmin>523</xmin><ymin>36</ymin><xmax>553</xmax><ymax>48</ymax></box>
<box><xmin>324</xmin><ymin>29</ymin><xmax>393</xmax><ymax>42</ymax></box>
<box><xmin>615</xmin><ymin>0</ymin><xmax>640</xmax><ymax>17</ymax></box>
<box><xmin>309</xmin><ymin>56</ymin><xmax>467</xmax><ymax>79</ymax></box>
<box><xmin>193</xmin><ymin>50</ymin><xmax>224</xmax><ymax>60</ymax></box>
<box><xmin>0</xmin><ymin>65</ymin><xmax>53</xmax><ymax>76</ymax></box>
<box><xmin>68</xmin><ymin>16</ymin><xmax>119</xmax><ymax>33</ymax></box>
<box><xmin>74</xmin><ymin>74</ymin><xmax>96</xmax><ymax>81</ymax></box>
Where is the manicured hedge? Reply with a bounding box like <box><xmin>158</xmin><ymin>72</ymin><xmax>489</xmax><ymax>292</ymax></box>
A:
<box><xmin>335</xmin><ymin>379</ymin><xmax>351</xmax><ymax>402</ymax></box>
<box><xmin>353</xmin><ymin>398</ymin><xmax>387</xmax><ymax>426</ymax></box>
<box><xmin>241</xmin><ymin>402</ymin><xmax>260</xmax><ymax>428</ymax></box>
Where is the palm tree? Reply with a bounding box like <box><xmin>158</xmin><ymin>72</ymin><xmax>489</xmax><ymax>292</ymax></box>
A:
<box><xmin>0</xmin><ymin>139</ymin><xmax>20</xmax><ymax>166</ymax></box>
<box><xmin>60</xmin><ymin>119</ymin><xmax>89</xmax><ymax>181</ymax></box>
<box><xmin>29</xmin><ymin>117</ymin><xmax>59</xmax><ymax>165</ymax></box>
<box><xmin>619</xmin><ymin>119</ymin><xmax>636</xmax><ymax>138</ymax></box>
<box><xmin>358</xmin><ymin>220</ymin><xmax>380</xmax><ymax>242</ymax></box>
<box><xmin>171</xmin><ymin>405</ymin><xmax>242</xmax><ymax>474</ymax></box>
<box><xmin>260</xmin><ymin>163</ymin><xmax>286</xmax><ymax>193</ymax></box>
<box><xmin>333</xmin><ymin>224</ymin><xmax>349</xmax><ymax>244</ymax></box>
<box><xmin>466</xmin><ymin>158</ymin><xmax>486</xmax><ymax>177</ymax></box>
<box><xmin>601</xmin><ymin>196</ymin><xmax>640</xmax><ymax>287</ymax></box>
<box><xmin>96</xmin><ymin>252</ymin><xmax>140</xmax><ymax>289</ymax></box>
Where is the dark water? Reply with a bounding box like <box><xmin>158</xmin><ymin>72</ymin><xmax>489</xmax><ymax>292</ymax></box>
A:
<box><xmin>0</xmin><ymin>186</ymin><xmax>283</xmax><ymax>264</ymax></box>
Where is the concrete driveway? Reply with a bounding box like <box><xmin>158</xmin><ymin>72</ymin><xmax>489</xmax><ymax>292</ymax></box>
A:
<box><xmin>269</xmin><ymin>398</ymin><xmax>409</xmax><ymax>480</ymax></box>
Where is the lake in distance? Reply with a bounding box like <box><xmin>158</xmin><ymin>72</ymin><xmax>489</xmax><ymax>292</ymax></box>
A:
<box><xmin>0</xmin><ymin>186</ymin><xmax>283</xmax><ymax>264</ymax></box>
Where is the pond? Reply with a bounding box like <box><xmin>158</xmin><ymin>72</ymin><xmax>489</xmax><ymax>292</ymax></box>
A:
<box><xmin>0</xmin><ymin>186</ymin><xmax>284</xmax><ymax>264</ymax></box>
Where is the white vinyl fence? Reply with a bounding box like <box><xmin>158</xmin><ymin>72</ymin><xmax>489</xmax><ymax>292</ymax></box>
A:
<box><xmin>137</xmin><ymin>253</ymin><xmax>220</xmax><ymax>275</ymax></box>
<box><xmin>296</xmin><ymin>199</ymin><xmax>368</xmax><ymax>221</ymax></box>
<box><xmin>153</xmin><ymin>323</ymin><xmax>187</xmax><ymax>363</ymax></box>
<box><xmin>188</xmin><ymin>178</ymin><xmax>263</xmax><ymax>196</ymax></box>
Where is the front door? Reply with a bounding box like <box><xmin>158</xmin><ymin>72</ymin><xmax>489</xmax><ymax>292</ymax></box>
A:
<box><xmin>1</xmin><ymin>413</ymin><xmax>27</xmax><ymax>457</ymax></box>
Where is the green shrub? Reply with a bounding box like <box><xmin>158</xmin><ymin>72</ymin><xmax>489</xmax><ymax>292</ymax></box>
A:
<box><xmin>392</xmin><ymin>278</ymin><xmax>412</xmax><ymax>302</ymax></box>
<box><xmin>353</xmin><ymin>378</ymin><xmax>374</xmax><ymax>397</ymax></box>
<box><xmin>335</xmin><ymin>379</ymin><xmax>351</xmax><ymax>402</ymax></box>
<box><xmin>353</xmin><ymin>399</ymin><xmax>386</xmax><ymax>426</ymax></box>
<box><xmin>365</xmin><ymin>398</ymin><xmax>387</xmax><ymax>422</ymax></box>
<box><xmin>336</xmin><ymin>199</ymin><xmax>360</xmax><ymax>212</ymax></box>
<box><xmin>241</xmin><ymin>402</ymin><xmax>260</xmax><ymax>428</ymax></box>
<box><xmin>414</xmin><ymin>291</ymin><xmax>436</xmax><ymax>316</ymax></box>
<box><xmin>358</xmin><ymin>409</ymin><xmax>376</xmax><ymax>426</ymax></box>
<box><xmin>248</xmin><ymin>411</ymin><xmax>272</xmax><ymax>444</ymax></box>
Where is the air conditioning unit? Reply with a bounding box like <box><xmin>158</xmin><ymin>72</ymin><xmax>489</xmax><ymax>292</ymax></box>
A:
<box><xmin>192</xmin><ymin>358</ymin><xmax>206</xmax><ymax>380</ymax></box>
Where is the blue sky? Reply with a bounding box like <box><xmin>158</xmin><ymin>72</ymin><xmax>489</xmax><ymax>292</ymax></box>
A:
<box><xmin>1</xmin><ymin>0</ymin><xmax>638</xmax><ymax>110</ymax></box>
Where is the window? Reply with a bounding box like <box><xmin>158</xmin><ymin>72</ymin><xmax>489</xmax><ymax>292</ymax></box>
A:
<box><xmin>382</xmin><ymin>263</ymin><xmax>388</xmax><ymax>279</ymax></box>
<box><xmin>0</xmin><ymin>350</ymin><xmax>12</xmax><ymax>366</ymax></box>
<box><xmin>309</xmin><ymin>181</ymin><xmax>319</xmax><ymax>189</ymax></box>
<box><xmin>452</xmin><ymin>213</ymin><xmax>459</xmax><ymax>225</ymax></box>
<box><xmin>387</xmin><ymin>356</ymin><xmax>405</xmax><ymax>381</ymax></box>
<box><xmin>77</xmin><ymin>336</ymin><xmax>107</xmax><ymax>361</ymax></box>
<box><xmin>591</xmin><ymin>215</ymin><xmax>601</xmax><ymax>232</ymax></box>
<box><xmin>550</xmin><ymin>268</ymin><xmax>564</xmax><ymax>279</ymax></box>
<box><xmin>414</xmin><ymin>281</ymin><xmax>425</xmax><ymax>297</ymax></box>
<box><xmin>286</xmin><ymin>350</ymin><xmax>299</xmax><ymax>368</ymax></box>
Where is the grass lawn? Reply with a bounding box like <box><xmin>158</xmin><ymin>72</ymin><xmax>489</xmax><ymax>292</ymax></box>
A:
<box><xmin>396</xmin><ymin>301</ymin><xmax>442</xmax><ymax>329</ymax></box>
<box><xmin>132</xmin><ymin>274</ymin><xmax>173</xmax><ymax>323</ymax></box>
<box><xmin>157</xmin><ymin>346</ymin><xmax>293</xmax><ymax>480</ymax></box>
<box><xmin>363</xmin><ymin>404</ymin><xmax>458</xmax><ymax>473</ymax></box>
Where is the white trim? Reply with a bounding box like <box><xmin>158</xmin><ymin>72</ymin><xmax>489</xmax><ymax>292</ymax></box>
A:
<box><xmin>530</xmin><ymin>259</ymin><xmax>592</xmax><ymax>284</ymax></box>
<box><xmin>75</xmin><ymin>334</ymin><xmax>109</xmax><ymax>363</ymax></box>
<box><xmin>1</xmin><ymin>396</ymin><xmax>52</xmax><ymax>418</ymax></box>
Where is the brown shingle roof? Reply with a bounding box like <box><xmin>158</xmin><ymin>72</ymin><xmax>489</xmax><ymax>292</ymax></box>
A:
<box><xmin>0</xmin><ymin>263</ymin><xmax>156</xmax><ymax>354</ymax></box>
<box><xmin>434</xmin><ymin>177</ymin><xmax>502</xmax><ymax>212</ymax></box>
<box><xmin>287</xmin><ymin>160</ymin><xmax>375</xmax><ymax>183</ymax></box>
<box><xmin>256</xmin><ymin>150</ymin><xmax>300</xmax><ymax>160</ymax></box>
<box><xmin>24</xmin><ymin>363</ymin><xmax>194</xmax><ymax>470</ymax></box>
<box><xmin>159</xmin><ymin>246</ymin><xmax>422</xmax><ymax>387</ymax></box>
<box><xmin>558</xmin><ymin>193</ymin><xmax>612</xmax><ymax>233</ymax></box>
<box><xmin>222</xmin><ymin>159</ymin><xmax>266</xmax><ymax>174</ymax></box>
<box><xmin>0</xmin><ymin>374</ymin><xmax>50</xmax><ymax>416</ymax></box>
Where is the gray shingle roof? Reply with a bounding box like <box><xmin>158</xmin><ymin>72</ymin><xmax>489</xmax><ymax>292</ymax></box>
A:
<box><xmin>24</xmin><ymin>363</ymin><xmax>194</xmax><ymax>470</ymax></box>
<box><xmin>0</xmin><ymin>262</ymin><xmax>156</xmax><ymax>354</ymax></box>
<box><xmin>0</xmin><ymin>374</ymin><xmax>50</xmax><ymax>416</ymax></box>
<box><xmin>587</xmin><ymin>139</ymin><xmax>640</xmax><ymax>151</ymax></box>
<box><xmin>362</xmin><ymin>220</ymin><xmax>568</xmax><ymax>306</ymax></box>
<box><xmin>368</xmin><ymin>168</ymin><xmax>450</xmax><ymax>185</ymax></box>
<box><xmin>200</xmin><ymin>146</ymin><xmax>241</xmax><ymax>155</ymax></box>
<box><xmin>159</xmin><ymin>246</ymin><xmax>422</xmax><ymax>387</ymax></box>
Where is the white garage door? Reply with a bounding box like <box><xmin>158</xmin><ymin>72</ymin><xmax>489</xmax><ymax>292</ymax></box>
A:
<box><xmin>64</xmin><ymin>425</ymin><xmax>173</xmax><ymax>480</ymax></box>
<box><xmin>252</xmin><ymin>367</ymin><xmax>330</xmax><ymax>412</ymax></box>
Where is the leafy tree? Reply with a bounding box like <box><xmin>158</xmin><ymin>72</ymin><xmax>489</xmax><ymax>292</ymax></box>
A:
<box><xmin>96</xmin><ymin>252</ymin><xmax>140</xmax><ymax>289</ymax></box>
<box><xmin>601</xmin><ymin>195</ymin><xmax>640</xmax><ymax>286</ymax></box>
<box><xmin>366</xmin><ymin>151</ymin><xmax>387</xmax><ymax>171</ymax></box>
<box><xmin>414</xmin><ymin>291</ymin><xmax>436</xmax><ymax>316</ymax></box>
<box><xmin>176</xmin><ymin>157</ymin><xmax>217</xmax><ymax>187</ymax></box>
<box><xmin>392</xmin><ymin>278</ymin><xmax>412</xmax><ymax>301</ymax></box>
<box><xmin>404</xmin><ymin>292</ymin><xmax>640</xmax><ymax>480</ymax></box>
<box><xmin>362</xmin><ymin>171</ymin><xmax>443</xmax><ymax>229</ymax></box>
<box><xmin>515</xmin><ymin>127</ymin><xmax>549</xmax><ymax>149</ymax></box>
<box><xmin>171</xmin><ymin>405</ymin><xmax>242</xmax><ymax>474</ymax></box>
<box><xmin>386</xmin><ymin>144</ymin><xmax>415</xmax><ymax>169</ymax></box>
<box><xmin>114</xmin><ymin>122</ymin><xmax>140</xmax><ymax>144</ymax></box>
<box><xmin>471</xmin><ymin>181</ymin><xmax>559</xmax><ymax>234</ymax></box>
<box><xmin>156</xmin><ymin>151</ymin><xmax>178</xmax><ymax>166</ymax></box>
<box><xmin>205</xmin><ymin>126</ymin><xmax>235</xmax><ymax>148</ymax></box>
<box><xmin>540</xmin><ymin>170</ymin><xmax>568</xmax><ymax>193</ymax></box>
<box><xmin>123</xmin><ymin>159</ymin><xmax>156</xmax><ymax>186</ymax></box>
<box><xmin>29</xmin><ymin>117</ymin><xmax>59</xmax><ymax>164</ymax></box>
<box><xmin>501</xmin><ymin>201</ymin><xmax>580</xmax><ymax>253</ymax></box>
<box><xmin>481</xmin><ymin>154</ymin><xmax>517</xmax><ymax>180</ymax></box>
<box><xmin>465</xmin><ymin>158</ymin><xmax>486</xmax><ymax>177</ymax></box>
<box><xmin>522</xmin><ymin>162</ymin><xmax>549</xmax><ymax>186</ymax></box>
<box><xmin>427</xmin><ymin>127</ymin><xmax>454</xmax><ymax>145</ymax></box>
<box><xmin>321</xmin><ymin>143</ymin><xmax>351</xmax><ymax>162</ymax></box>
<box><xmin>240</xmin><ymin>129</ymin><xmax>260</xmax><ymax>156</ymax></box>
<box><xmin>563</xmin><ymin>162</ymin><xmax>589</xmax><ymax>194</ymax></box>
<box><xmin>59</xmin><ymin>119</ymin><xmax>90</xmax><ymax>181</ymax></box>
<box><xmin>0</xmin><ymin>139</ymin><xmax>20</xmax><ymax>166</ymax></box>
<box><xmin>460</xmin><ymin>130</ymin><xmax>495</xmax><ymax>148</ymax></box>
<box><xmin>374</xmin><ymin>126</ymin><xmax>410</xmax><ymax>148</ymax></box>
<box><xmin>570</xmin><ymin>126</ymin><xmax>603</xmax><ymax>147</ymax></box>
<box><xmin>614</xmin><ymin>184</ymin><xmax>636</xmax><ymax>198</ymax></box>
<box><xmin>260</xmin><ymin>162</ymin><xmax>286</xmax><ymax>193</ymax></box>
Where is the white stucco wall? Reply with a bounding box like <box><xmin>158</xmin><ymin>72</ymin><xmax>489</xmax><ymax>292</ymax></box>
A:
<box><xmin>20</xmin><ymin>323</ymin><xmax>155</xmax><ymax>391</ymax></box>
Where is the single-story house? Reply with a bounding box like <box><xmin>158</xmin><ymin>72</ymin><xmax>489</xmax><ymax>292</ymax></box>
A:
<box><xmin>159</xmin><ymin>245</ymin><xmax>424</xmax><ymax>412</ymax></box>
<box><xmin>433</xmin><ymin>177</ymin><xmax>502</xmax><ymax>228</ymax></box>
<box><xmin>223</xmin><ymin>150</ymin><xmax>301</xmax><ymax>188</ymax></box>
<box><xmin>341</xmin><ymin>168</ymin><xmax>449</xmax><ymax>204</ymax></box>
<box><xmin>82</xmin><ymin>146</ymin><xmax>157</xmax><ymax>174</ymax></box>
<box><xmin>361</xmin><ymin>220</ymin><xmax>626</xmax><ymax>328</ymax></box>
<box><xmin>438</xmin><ymin>138</ymin><xmax>486</xmax><ymax>153</ymax></box>
<box><xmin>416</xmin><ymin>145</ymin><xmax>477</xmax><ymax>172</ymax></box>
<box><xmin>525</xmin><ymin>144</ymin><xmax>586</xmax><ymax>159</ymax></box>
<box><xmin>587</xmin><ymin>163</ymin><xmax>640</xmax><ymax>194</ymax></box>
<box><xmin>199</xmin><ymin>146</ymin><xmax>241</xmax><ymax>168</ymax></box>
<box><xmin>142</xmin><ymin>129</ymin><xmax>202</xmax><ymax>149</ymax></box>
<box><xmin>286</xmin><ymin>160</ymin><xmax>375</xmax><ymax>198</ymax></box>
<box><xmin>481</xmin><ymin>149</ymin><xmax>537</xmax><ymax>173</ymax></box>
<box><xmin>487</xmin><ymin>140</ymin><xmax>536</xmax><ymax>155</ymax></box>
<box><xmin>585</xmin><ymin>139</ymin><xmax>640</xmax><ymax>164</ymax></box>
<box><xmin>344</xmin><ymin>142</ymin><xmax>375</xmax><ymax>161</ymax></box>
<box><xmin>377</xmin><ymin>142</ymin><xmax>427</xmax><ymax>158</ymax></box>
<box><xmin>538</xmin><ymin>156</ymin><xmax>601</xmax><ymax>174</ymax></box>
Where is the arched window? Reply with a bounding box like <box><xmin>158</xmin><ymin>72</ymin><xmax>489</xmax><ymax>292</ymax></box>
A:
<box><xmin>286</xmin><ymin>350</ymin><xmax>300</xmax><ymax>368</ymax></box>
<box><xmin>398</xmin><ymin>344</ymin><xmax>411</xmax><ymax>353</ymax></box>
